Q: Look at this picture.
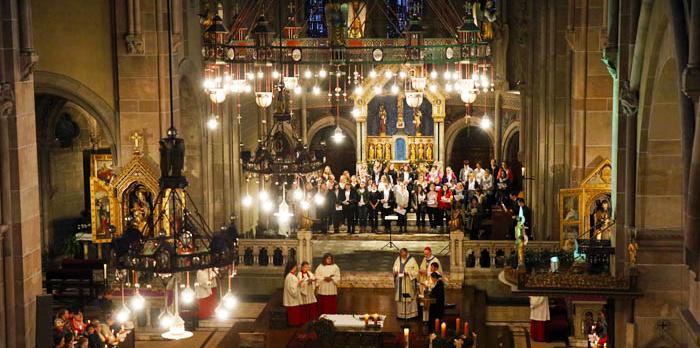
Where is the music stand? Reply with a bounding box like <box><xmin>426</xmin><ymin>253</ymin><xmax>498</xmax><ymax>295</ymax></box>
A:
<box><xmin>381</xmin><ymin>215</ymin><xmax>399</xmax><ymax>250</ymax></box>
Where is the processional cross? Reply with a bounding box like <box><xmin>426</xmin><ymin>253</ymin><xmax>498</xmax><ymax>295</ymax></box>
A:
<box><xmin>130</xmin><ymin>131</ymin><xmax>144</xmax><ymax>155</ymax></box>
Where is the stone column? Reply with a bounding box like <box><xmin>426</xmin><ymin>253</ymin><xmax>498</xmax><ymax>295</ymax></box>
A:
<box><xmin>297</xmin><ymin>230</ymin><xmax>313</xmax><ymax>265</ymax></box>
<box><xmin>494</xmin><ymin>91</ymin><xmax>502</xmax><ymax>160</ymax></box>
<box><xmin>0</xmin><ymin>225</ymin><xmax>6</xmax><ymax>346</ymax></box>
<box><xmin>356</xmin><ymin>121</ymin><xmax>362</xmax><ymax>162</ymax></box>
<box><xmin>354</xmin><ymin>97</ymin><xmax>368</xmax><ymax>163</ymax></box>
<box><xmin>301</xmin><ymin>93</ymin><xmax>308</xmax><ymax>143</ymax></box>
<box><xmin>449</xmin><ymin>231</ymin><xmax>465</xmax><ymax>285</ymax></box>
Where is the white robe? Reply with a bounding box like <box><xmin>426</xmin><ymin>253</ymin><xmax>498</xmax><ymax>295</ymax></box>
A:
<box><xmin>393</xmin><ymin>256</ymin><xmax>419</xmax><ymax>318</ymax></box>
<box><xmin>529</xmin><ymin>296</ymin><xmax>550</xmax><ymax>321</ymax></box>
<box><xmin>298</xmin><ymin>271</ymin><xmax>317</xmax><ymax>305</ymax></box>
<box><xmin>314</xmin><ymin>264</ymin><xmax>341</xmax><ymax>296</ymax></box>
<box><xmin>419</xmin><ymin>255</ymin><xmax>442</xmax><ymax>289</ymax></box>
<box><xmin>283</xmin><ymin>273</ymin><xmax>301</xmax><ymax>307</ymax></box>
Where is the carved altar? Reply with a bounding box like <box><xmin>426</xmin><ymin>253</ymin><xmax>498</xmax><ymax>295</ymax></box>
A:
<box><xmin>559</xmin><ymin>159</ymin><xmax>612</xmax><ymax>247</ymax></box>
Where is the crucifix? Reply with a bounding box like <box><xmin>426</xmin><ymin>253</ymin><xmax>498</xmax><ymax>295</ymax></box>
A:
<box><xmin>130</xmin><ymin>131</ymin><xmax>144</xmax><ymax>155</ymax></box>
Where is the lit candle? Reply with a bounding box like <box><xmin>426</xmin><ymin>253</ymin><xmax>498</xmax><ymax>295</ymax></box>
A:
<box><xmin>434</xmin><ymin>319</ymin><xmax>440</xmax><ymax>333</ymax></box>
<box><xmin>103</xmin><ymin>264</ymin><xmax>108</xmax><ymax>280</ymax></box>
<box><xmin>464</xmin><ymin>322</ymin><xmax>469</xmax><ymax>336</ymax></box>
<box><xmin>441</xmin><ymin>322</ymin><xmax>446</xmax><ymax>338</ymax></box>
<box><xmin>373</xmin><ymin>313</ymin><xmax>379</xmax><ymax>323</ymax></box>
<box><xmin>522</xmin><ymin>166</ymin><xmax>526</xmax><ymax>176</ymax></box>
<box><xmin>455</xmin><ymin>317</ymin><xmax>461</xmax><ymax>335</ymax></box>
<box><xmin>403</xmin><ymin>328</ymin><xmax>410</xmax><ymax>347</ymax></box>
<box><xmin>364</xmin><ymin>314</ymin><xmax>369</xmax><ymax>325</ymax></box>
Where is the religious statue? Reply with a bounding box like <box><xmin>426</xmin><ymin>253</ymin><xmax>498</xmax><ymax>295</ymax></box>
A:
<box><xmin>592</xmin><ymin>200</ymin><xmax>611</xmax><ymax>240</ymax></box>
<box><xmin>347</xmin><ymin>0</ymin><xmax>365</xmax><ymax>38</ymax></box>
<box><xmin>368</xmin><ymin>143</ymin><xmax>376</xmax><ymax>160</ymax></box>
<box><xmin>408</xmin><ymin>142</ymin><xmax>416</xmax><ymax>161</ymax></box>
<box><xmin>384</xmin><ymin>142</ymin><xmax>392</xmax><ymax>160</ymax></box>
<box><xmin>425</xmin><ymin>142</ymin><xmax>433</xmax><ymax>161</ymax></box>
<box><xmin>515</xmin><ymin>215</ymin><xmax>528</xmax><ymax>270</ymax></box>
<box><xmin>414</xmin><ymin>109</ymin><xmax>422</xmax><ymax>136</ymax></box>
<box><xmin>129</xmin><ymin>186</ymin><xmax>152</xmax><ymax>234</ymax></box>
<box><xmin>376</xmin><ymin>143</ymin><xmax>384</xmax><ymax>160</ymax></box>
<box><xmin>628</xmin><ymin>237</ymin><xmax>638</xmax><ymax>266</ymax></box>
<box><xmin>417</xmin><ymin>141</ymin><xmax>424</xmax><ymax>160</ymax></box>
<box><xmin>396</xmin><ymin>95</ymin><xmax>405</xmax><ymax>129</ymax></box>
<box><xmin>378</xmin><ymin>104</ymin><xmax>387</xmax><ymax>136</ymax></box>
<box><xmin>130</xmin><ymin>131</ymin><xmax>144</xmax><ymax>155</ymax></box>
<box><xmin>324</xmin><ymin>1</ymin><xmax>346</xmax><ymax>47</ymax></box>
<box><xmin>449</xmin><ymin>208</ymin><xmax>462</xmax><ymax>231</ymax></box>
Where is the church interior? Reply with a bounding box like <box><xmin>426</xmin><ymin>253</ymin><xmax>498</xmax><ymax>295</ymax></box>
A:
<box><xmin>1</xmin><ymin>0</ymin><xmax>700</xmax><ymax>347</ymax></box>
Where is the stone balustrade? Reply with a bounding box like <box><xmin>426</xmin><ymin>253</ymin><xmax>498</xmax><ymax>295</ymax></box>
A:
<box><xmin>237</xmin><ymin>231</ymin><xmax>313</xmax><ymax>269</ymax></box>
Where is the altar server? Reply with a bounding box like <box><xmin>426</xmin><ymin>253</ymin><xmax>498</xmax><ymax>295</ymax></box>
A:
<box><xmin>298</xmin><ymin>261</ymin><xmax>318</xmax><ymax>323</ymax></box>
<box><xmin>419</xmin><ymin>247</ymin><xmax>442</xmax><ymax>292</ymax></box>
<box><xmin>315</xmin><ymin>253</ymin><xmax>341</xmax><ymax>314</ymax></box>
<box><xmin>283</xmin><ymin>261</ymin><xmax>303</xmax><ymax>326</ymax></box>
<box><xmin>529</xmin><ymin>296</ymin><xmax>550</xmax><ymax>342</ymax></box>
<box><xmin>393</xmin><ymin>248</ymin><xmax>419</xmax><ymax>319</ymax></box>
<box><xmin>428</xmin><ymin>272</ymin><xmax>445</xmax><ymax>328</ymax></box>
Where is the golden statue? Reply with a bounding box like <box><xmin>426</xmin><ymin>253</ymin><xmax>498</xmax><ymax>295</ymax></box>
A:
<box><xmin>628</xmin><ymin>238</ymin><xmax>638</xmax><ymax>266</ymax></box>
<box><xmin>347</xmin><ymin>1</ymin><xmax>365</xmax><ymax>38</ymax></box>
<box><xmin>378</xmin><ymin>104</ymin><xmax>387</xmax><ymax>136</ymax></box>
<box><xmin>384</xmin><ymin>142</ymin><xmax>392</xmax><ymax>160</ymax></box>
<box><xmin>425</xmin><ymin>142</ymin><xmax>433</xmax><ymax>161</ymax></box>
<box><xmin>417</xmin><ymin>141</ymin><xmax>424</xmax><ymax>160</ymax></box>
<box><xmin>408</xmin><ymin>143</ymin><xmax>416</xmax><ymax>161</ymax></box>
<box><xmin>368</xmin><ymin>143</ymin><xmax>376</xmax><ymax>160</ymax></box>
<box><xmin>515</xmin><ymin>215</ymin><xmax>527</xmax><ymax>270</ymax></box>
<box><xmin>376</xmin><ymin>142</ymin><xmax>384</xmax><ymax>160</ymax></box>
<box><xmin>449</xmin><ymin>208</ymin><xmax>462</xmax><ymax>232</ymax></box>
<box><xmin>397</xmin><ymin>94</ymin><xmax>405</xmax><ymax>129</ymax></box>
<box><xmin>414</xmin><ymin>109</ymin><xmax>422</xmax><ymax>136</ymax></box>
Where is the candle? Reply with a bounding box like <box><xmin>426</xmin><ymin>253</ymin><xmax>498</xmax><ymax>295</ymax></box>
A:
<box><xmin>464</xmin><ymin>322</ymin><xmax>469</xmax><ymax>336</ymax></box>
<box><xmin>103</xmin><ymin>264</ymin><xmax>108</xmax><ymax>280</ymax></box>
<box><xmin>522</xmin><ymin>166</ymin><xmax>526</xmax><ymax>176</ymax></box>
<box><xmin>373</xmin><ymin>313</ymin><xmax>379</xmax><ymax>322</ymax></box>
<box><xmin>403</xmin><ymin>328</ymin><xmax>410</xmax><ymax>347</ymax></box>
<box><xmin>364</xmin><ymin>314</ymin><xmax>369</xmax><ymax>324</ymax></box>
<box><xmin>456</xmin><ymin>317</ymin><xmax>461</xmax><ymax>334</ymax></box>
<box><xmin>434</xmin><ymin>319</ymin><xmax>440</xmax><ymax>333</ymax></box>
<box><xmin>441</xmin><ymin>322</ymin><xmax>446</xmax><ymax>338</ymax></box>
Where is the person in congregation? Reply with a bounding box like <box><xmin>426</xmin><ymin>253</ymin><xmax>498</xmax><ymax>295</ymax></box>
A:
<box><xmin>442</xmin><ymin>166</ymin><xmax>458</xmax><ymax>186</ymax></box>
<box><xmin>341</xmin><ymin>182</ymin><xmax>358</xmax><ymax>234</ymax></box>
<box><xmin>419</xmin><ymin>247</ymin><xmax>441</xmax><ymax>292</ymax></box>
<box><xmin>329</xmin><ymin>183</ymin><xmax>343</xmax><ymax>234</ymax></box>
<box><xmin>394</xmin><ymin>179</ymin><xmax>410</xmax><ymax>233</ymax></box>
<box><xmin>412</xmin><ymin>184</ymin><xmax>427</xmax><ymax>231</ymax></box>
<box><xmin>426</xmin><ymin>183</ymin><xmax>439</xmax><ymax>231</ymax></box>
<box><xmin>315</xmin><ymin>253</ymin><xmax>341</xmax><ymax>314</ymax></box>
<box><xmin>283</xmin><ymin>261</ymin><xmax>303</xmax><ymax>326</ymax></box>
<box><xmin>473</xmin><ymin>161</ymin><xmax>486</xmax><ymax>185</ymax></box>
<box><xmin>316</xmin><ymin>182</ymin><xmax>330</xmax><ymax>234</ymax></box>
<box><xmin>428</xmin><ymin>272</ymin><xmax>446</xmax><ymax>330</ymax></box>
<box><xmin>368</xmin><ymin>182</ymin><xmax>381</xmax><ymax>233</ymax></box>
<box><xmin>356</xmin><ymin>180</ymin><xmax>370</xmax><ymax>233</ymax></box>
<box><xmin>459</xmin><ymin>160</ymin><xmax>473</xmax><ymax>183</ymax></box>
<box><xmin>437</xmin><ymin>184</ymin><xmax>453</xmax><ymax>230</ymax></box>
<box><xmin>393</xmin><ymin>248</ymin><xmax>420</xmax><ymax>319</ymax></box>
<box><xmin>380</xmin><ymin>179</ymin><xmax>395</xmax><ymax>233</ymax></box>
<box><xmin>298</xmin><ymin>261</ymin><xmax>318</xmax><ymax>323</ymax></box>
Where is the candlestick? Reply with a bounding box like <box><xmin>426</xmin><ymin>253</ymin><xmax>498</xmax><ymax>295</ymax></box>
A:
<box><xmin>456</xmin><ymin>317</ymin><xmax>461</xmax><ymax>335</ymax></box>
<box><xmin>428</xmin><ymin>333</ymin><xmax>436</xmax><ymax>348</ymax></box>
<box><xmin>441</xmin><ymin>322</ymin><xmax>446</xmax><ymax>338</ymax></box>
<box><xmin>454</xmin><ymin>338</ymin><xmax>464</xmax><ymax>348</ymax></box>
<box><xmin>434</xmin><ymin>319</ymin><xmax>440</xmax><ymax>333</ymax></box>
<box><xmin>403</xmin><ymin>328</ymin><xmax>410</xmax><ymax>348</ymax></box>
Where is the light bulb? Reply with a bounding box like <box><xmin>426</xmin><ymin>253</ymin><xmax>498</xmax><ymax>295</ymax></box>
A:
<box><xmin>303</xmin><ymin>69</ymin><xmax>312</xmax><ymax>79</ymax></box>
<box><xmin>373</xmin><ymin>86</ymin><xmax>382</xmax><ymax>95</ymax></box>
<box><xmin>301</xmin><ymin>200</ymin><xmax>310</xmax><ymax>210</ymax></box>
<box><xmin>215</xmin><ymin>304</ymin><xmax>229</xmax><ymax>320</ymax></box>
<box><xmin>159</xmin><ymin>310</ymin><xmax>174</xmax><ymax>329</ymax></box>
<box><xmin>384</xmin><ymin>70</ymin><xmax>393</xmax><ymax>79</ymax></box>
<box><xmin>452</xmin><ymin>71</ymin><xmax>460</xmax><ymax>80</ymax></box>
<box><xmin>314</xmin><ymin>193</ymin><xmax>325</xmax><ymax>205</ymax></box>
<box><xmin>259</xmin><ymin>190</ymin><xmax>269</xmax><ymax>201</ymax></box>
<box><xmin>256</xmin><ymin>71</ymin><xmax>264</xmax><ymax>79</ymax></box>
<box><xmin>241</xmin><ymin>194</ymin><xmax>253</xmax><ymax>207</ymax></box>
<box><xmin>443</xmin><ymin>70</ymin><xmax>451</xmax><ymax>79</ymax></box>
<box><xmin>430</xmin><ymin>70</ymin><xmax>438</xmax><ymax>79</ymax></box>
<box><xmin>429</xmin><ymin>84</ymin><xmax>438</xmax><ymax>93</ymax></box>
<box><xmin>222</xmin><ymin>290</ymin><xmax>238</xmax><ymax>310</ymax></box>
<box><xmin>116</xmin><ymin>304</ymin><xmax>131</xmax><ymax>323</ymax></box>
<box><xmin>390</xmin><ymin>84</ymin><xmax>399</xmax><ymax>95</ymax></box>
<box><xmin>354</xmin><ymin>85</ymin><xmax>363</xmax><ymax>95</ymax></box>
<box><xmin>271</xmin><ymin>70</ymin><xmax>280</xmax><ymax>79</ymax></box>
<box><xmin>243</xmin><ymin>84</ymin><xmax>252</xmax><ymax>93</ymax></box>
<box><xmin>262</xmin><ymin>200</ymin><xmax>274</xmax><ymax>212</ymax></box>
<box><xmin>210</xmin><ymin>89</ymin><xmax>226</xmax><ymax>103</ymax></box>
<box><xmin>331</xmin><ymin>127</ymin><xmax>345</xmax><ymax>143</ymax></box>
<box><xmin>129</xmin><ymin>291</ymin><xmax>146</xmax><ymax>311</ymax></box>
<box><xmin>277</xmin><ymin>212</ymin><xmax>291</xmax><ymax>224</ymax></box>
<box><xmin>398</xmin><ymin>71</ymin><xmax>407</xmax><ymax>79</ymax></box>
<box><xmin>480</xmin><ymin>116</ymin><xmax>492</xmax><ymax>129</ymax></box>
<box><xmin>207</xmin><ymin>116</ymin><xmax>219</xmax><ymax>130</ymax></box>
<box><xmin>445</xmin><ymin>83</ymin><xmax>453</xmax><ymax>92</ymax></box>
<box><xmin>203</xmin><ymin>78</ymin><xmax>214</xmax><ymax>90</ymax></box>
<box><xmin>368</xmin><ymin>69</ymin><xmax>377</xmax><ymax>79</ymax></box>
<box><xmin>246</xmin><ymin>72</ymin><xmax>254</xmax><ymax>81</ymax></box>
<box><xmin>312</xmin><ymin>86</ymin><xmax>321</xmax><ymax>95</ymax></box>
<box><xmin>319</xmin><ymin>68</ymin><xmax>327</xmax><ymax>78</ymax></box>
<box><xmin>351</xmin><ymin>108</ymin><xmax>361</xmax><ymax>118</ymax></box>
<box><xmin>293</xmin><ymin>86</ymin><xmax>302</xmax><ymax>95</ymax></box>
<box><xmin>293</xmin><ymin>188</ymin><xmax>303</xmax><ymax>201</ymax></box>
<box><xmin>181</xmin><ymin>286</ymin><xmax>195</xmax><ymax>304</ymax></box>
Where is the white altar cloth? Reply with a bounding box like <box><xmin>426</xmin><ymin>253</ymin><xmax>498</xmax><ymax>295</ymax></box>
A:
<box><xmin>319</xmin><ymin>314</ymin><xmax>386</xmax><ymax>330</ymax></box>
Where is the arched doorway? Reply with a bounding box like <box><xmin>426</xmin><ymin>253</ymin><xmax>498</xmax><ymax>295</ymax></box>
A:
<box><xmin>449</xmin><ymin>126</ymin><xmax>493</xmax><ymax>170</ymax></box>
<box><xmin>35</xmin><ymin>93</ymin><xmax>114</xmax><ymax>259</ymax></box>
<box><xmin>311</xmin><ymin>126</ymin><xmax>357</xmax><ymax>175</ymax></box>
<box><xmin>504</xmin><ymin>130</ymin><xmax>523</xmax><ymax>192</ymax></box>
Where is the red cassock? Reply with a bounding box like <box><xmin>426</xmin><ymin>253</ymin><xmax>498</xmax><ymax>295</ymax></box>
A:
<box><xmin>287</xmin><ymin>305</ymin><xmax>304</xmax><ymax>326</ymax></box>
<box><xmin>302</xmin><ymin>303</ymin><xmax>319</xmax><ymax>323</ymax></box>
<box><xmin>197</xmin><ymin>289</ymin><xmax>218</xmax><ymax>319</ymax></box>
<box><xmin>530</xmin><ymin>320</ymin><xmax>546</xmax><ymax>342</ymax></box>
<box><xmin>317</xmin><ymin>294</ymin><xmax>338</xmax><ymax>314</ymax></box>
